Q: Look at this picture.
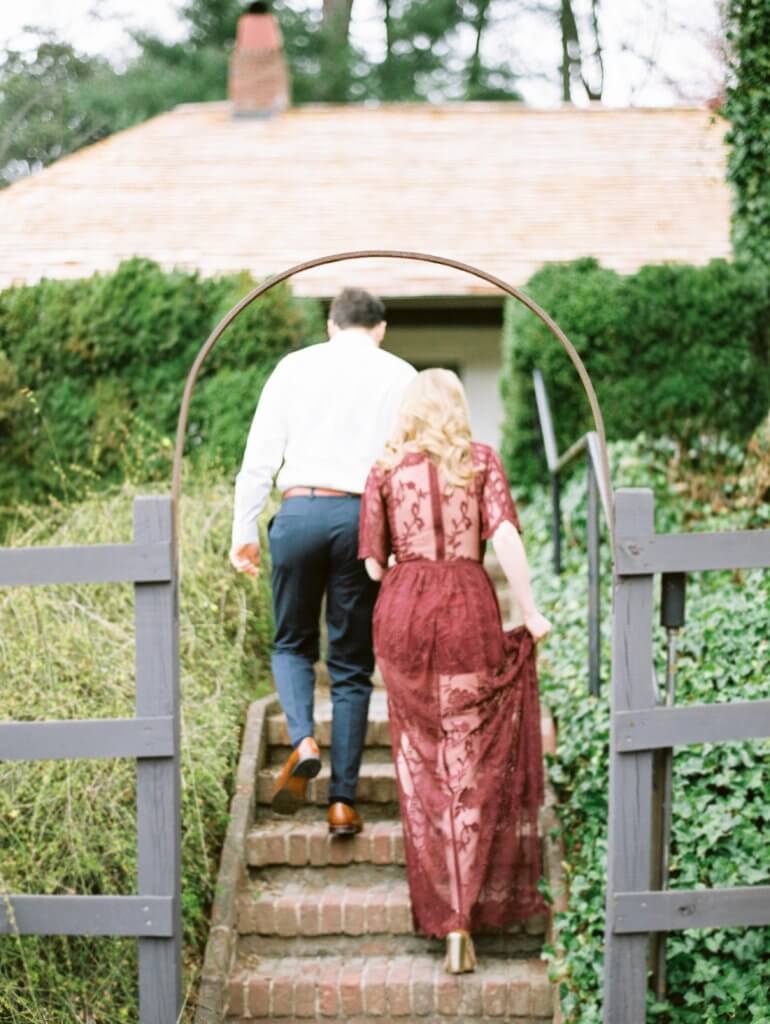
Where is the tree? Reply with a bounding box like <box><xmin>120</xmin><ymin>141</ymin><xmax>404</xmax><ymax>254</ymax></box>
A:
<box><xmin>179</xmin><ymin>0</ymin><xmax>242</xmax><ymax>46</ymax></box>
<box><xmin>558</xmin><ymin>0</ymin><xmax>603</xmax><ymax>102</ymax></box>
<box><xmin>725</xmin><ymin>0</ymin><xmax>770</xmax><ymax>269</ymax></box>
<box><xmin>0</xmin><ymin>38</ymin><xmax>110</xmax><ymax>187</ymax></box>
<box><xmin>0</xmin><ymin>29</ymin><xmax>233</xmax><ymax>188</ymax></box>
<box><xmin>371</xmin><ymin>0</ymin><xmax>522</xmax><ymax>102</ymax></box>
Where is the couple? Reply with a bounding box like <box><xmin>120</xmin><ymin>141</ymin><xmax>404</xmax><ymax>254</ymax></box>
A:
<box><xmin>230</xmin><ymin>287</ymin><xmax>551</xmax><ymax>973</ymax></box>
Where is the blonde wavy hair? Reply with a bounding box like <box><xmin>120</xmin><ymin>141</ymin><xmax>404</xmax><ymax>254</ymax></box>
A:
<box><xmin>379</xmin><ymin>368</ymin><xmax>476</xmax><ymax>489</ymax></box>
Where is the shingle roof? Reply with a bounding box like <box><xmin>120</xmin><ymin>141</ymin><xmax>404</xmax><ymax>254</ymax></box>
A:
<box><xmin>0</xmin><ymin>101</ymin><xmax>732</xmax><ymax>296</ymax></box>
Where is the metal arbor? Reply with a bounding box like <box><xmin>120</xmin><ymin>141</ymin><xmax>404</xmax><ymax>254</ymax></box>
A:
<box><xmin>170</xmin><ymin>249</ymin><xmax>614</xmax><ymax>531</ymax></box>
<box><xmin>8</xmin><ymin>248</ymin><xmax>767</xmax><ymax>1023</ymax></box>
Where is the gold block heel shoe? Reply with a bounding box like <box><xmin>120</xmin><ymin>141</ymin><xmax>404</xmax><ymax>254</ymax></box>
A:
<box><xmin>444</xmin><ymin>929</ymin><xmax>477</xmax><ymax>974</ymax></box>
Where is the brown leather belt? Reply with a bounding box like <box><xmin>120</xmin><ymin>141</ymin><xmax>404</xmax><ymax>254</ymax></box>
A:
<box><xmin>283</xmin><ymin>486</ymin><xmax>358</xmax><ymax>499</ymax></box>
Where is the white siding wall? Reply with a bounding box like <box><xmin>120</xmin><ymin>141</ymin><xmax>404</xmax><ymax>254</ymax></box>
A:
<box><xmin>383</xmin><ymin>325</ymin><xmax>504</xmax><ymax>450</ymax></box>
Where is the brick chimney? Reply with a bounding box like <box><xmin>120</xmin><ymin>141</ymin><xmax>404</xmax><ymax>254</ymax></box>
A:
<box><xmin>229</xmin><ymin>3</ymin><xmax>290</xmax><ymax>117</ymax></box>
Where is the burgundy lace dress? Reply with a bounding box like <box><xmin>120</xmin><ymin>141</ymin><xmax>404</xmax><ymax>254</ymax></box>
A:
<box><xmin>359</xmin><ymin>442</ymin><xmax>546</xmax><ymax>938</ymax></box>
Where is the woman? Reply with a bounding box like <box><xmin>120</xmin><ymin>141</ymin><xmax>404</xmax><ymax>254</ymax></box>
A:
<box><xmin>358</xmin><ymin>368</ymin><xmax>551</xmax><ymax>974</ymax></box>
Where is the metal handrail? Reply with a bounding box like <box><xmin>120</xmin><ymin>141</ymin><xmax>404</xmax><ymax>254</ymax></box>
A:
<box><xmin>533</xmin><ymin>368</ymin><xmax>612</xmax><ymax>695</ymax></box>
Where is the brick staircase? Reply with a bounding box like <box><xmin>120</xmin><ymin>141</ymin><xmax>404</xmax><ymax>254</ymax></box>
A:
<box><xmin>224</xmin><ymin>683</ymin><xmax>554</xmax><ymax>1023</ymax></box>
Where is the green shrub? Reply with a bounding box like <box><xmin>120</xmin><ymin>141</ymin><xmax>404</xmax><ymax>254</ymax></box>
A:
<box><xmin>529</xmin><ymin>436</ymin><xmax>770</xmax><ymax>1023</ymax></box>
<box><xmin>0</xmin><ymin>259</ymin><xmax>324</xmax><ymax>518</ymax></box>
<box><xmin>501</xmin><ymin>258</ymin><xmax>770</xmax><ymax>488</ymax></box>
<box><xmin>0</xmin><ymin>469</ymin><xmax>276</xmax><ymax>1022</ymax></box>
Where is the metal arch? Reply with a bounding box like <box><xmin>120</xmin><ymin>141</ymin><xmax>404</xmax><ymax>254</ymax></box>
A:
<box><xmin>171</xmin><ymin>249</ymin><xmax>615</xmax><ymax>546</ymax></box>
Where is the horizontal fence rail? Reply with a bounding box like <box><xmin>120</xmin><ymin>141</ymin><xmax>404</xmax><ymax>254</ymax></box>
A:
<box><xmin>615</xmin><ymin>699</ymin><xmax>770</xmax><ymax>752</ymax></box>
<box><xmin>612</xmin><ymin>887</ymin><xmax>770</xmax><ymax>933</ymax></box>
<box><xmin>616</xmin><ymin>528</ymin><xmax>770</xmax><ymax>575</ymax></box>
<box><xmin>0</xmin><ymin>541</ymin><xmax>173</xmax><ymax>587</ymax></box>
<box><xmin>0</xmin><ymin>716</ymin><xmax>175</xmax><ymax>762</ymax></box>
<box><xmin>603</xmin><ymin>487</ymin><xmax>770</xmax><ymax>1022</ymax></box>
<box><xmin>0</xmin><ymin>495</ymin><xmax>182</xmax><ymax>1024</ymax></box>
<box><xmin>0</xmin><ymin>896</ymin><xmax>176</xmax><ymax>937</ymax></box>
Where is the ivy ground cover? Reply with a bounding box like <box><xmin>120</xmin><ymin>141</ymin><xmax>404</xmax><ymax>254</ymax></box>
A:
<box><xmin>524</xmin><ymin>438</ymin><xmax>770</xmax><ymax>1023</ymax></box>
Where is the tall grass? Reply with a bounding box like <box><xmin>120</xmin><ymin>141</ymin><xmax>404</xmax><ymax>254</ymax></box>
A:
<box><xmin>0</xmin><ymin>469</ymin><xmax>274</xmax><ymax>1022</ymax></box>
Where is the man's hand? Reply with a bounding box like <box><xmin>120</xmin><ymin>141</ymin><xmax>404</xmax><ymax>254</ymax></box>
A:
<box><xmin>230</xmin><ymin>542</ymin><xmax>261</xmax><ymax>578</ymax></box>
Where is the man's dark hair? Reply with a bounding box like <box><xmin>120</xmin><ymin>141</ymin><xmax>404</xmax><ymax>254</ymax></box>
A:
<box><xmin>329</xmin><ymin>288</ymin><xmax>386</xmax><ymax>329</ymax></box>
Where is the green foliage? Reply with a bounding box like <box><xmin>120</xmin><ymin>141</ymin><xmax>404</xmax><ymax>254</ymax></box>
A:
<box><xmin>0</xmin><ymin>470</ymin><xmax>276</xmax><ymax>1021</ymax></box>
<box><xmin>725</xmin><ymin>0</ymin><xmax>770</xmax><ymax>269</ymax></box>
<box><xmin>0</xmin><ymin>259</ymin><xmax>323</xmax><ymax>521</ymax></box>
<box><xmin>179</xmin><ymin>0</ymin><xmax>242</xmax><ymax>48</ymax></box>
<box><xmin>0</xmin><ymin>38</ymin><xmax>111</xmax><ymax>186</ymax></box>
<box><xmin>501</xmin><ymin>258</ymin><xmax>770</xmax><ymax>488</ymax></box>
<box><xmin>527</xmin><ymin>436</ymin><xmax>770</xmax><ymax>1023</ymax></box>
<box><xmin>76</xmin><ymin>42</ymin><xmax>231</xmax><ymax>136</ymax></box>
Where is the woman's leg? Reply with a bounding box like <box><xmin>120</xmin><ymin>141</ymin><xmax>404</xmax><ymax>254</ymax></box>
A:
<box><xmin>437</xmin><ymin>671</ymin><xmax>484</xmax><ymax>932</ymax></box>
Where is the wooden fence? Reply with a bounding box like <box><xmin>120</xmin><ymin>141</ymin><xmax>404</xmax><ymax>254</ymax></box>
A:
<box><xmin>0</xmin><ymin>496</ymin><xmax>182</xmax><ymax>1024</ymax></box>
<box><xmin>603</xmin><ymin>488</ymin><xmax>770</xmax><ymax>1021</ymax></box>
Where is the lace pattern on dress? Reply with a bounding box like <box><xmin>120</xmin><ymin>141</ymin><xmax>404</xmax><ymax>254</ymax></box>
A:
<box><xmin>358</xmin><ymin>443</ymin><xmax>544</xmax><ymax>938</ymax></box>
<box><xmin>381</xmin><ymin>626</ymin><xmax>546</xmax><ymax>937</ymax></box>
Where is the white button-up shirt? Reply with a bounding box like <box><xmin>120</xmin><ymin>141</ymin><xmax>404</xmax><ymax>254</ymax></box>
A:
<box><xmin>231</xmin><ymin>328</ymin><xmax>417</xmax><ymax>548</ymax></box>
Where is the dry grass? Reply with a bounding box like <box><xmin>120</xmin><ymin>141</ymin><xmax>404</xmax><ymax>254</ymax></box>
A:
<box><xmin>0</xmin><ymin>470</ymin><xmax>274</xmax><ymax>1022</ymax></box>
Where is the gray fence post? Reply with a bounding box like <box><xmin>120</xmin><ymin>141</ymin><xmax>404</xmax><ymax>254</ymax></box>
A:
<box><xmin>604</xmin><ymin>488</ymin><xmax>656</xmax><ymax>1022</ymax></box>
<box><xmin>134</xmin><ymin>496</ymin><xmax>182</xmax><ymax>1024</ymax></box>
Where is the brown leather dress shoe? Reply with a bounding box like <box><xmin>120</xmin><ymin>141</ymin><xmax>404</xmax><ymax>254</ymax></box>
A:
<box><xmin>271</xmin><ymin>736</ymin><xmax>322</xmax><ymax>815</ymax></box>
<box><xmin>328</xmin><ymin>802</ymin><xmax>363</xmax><ymax>836</ymax></box>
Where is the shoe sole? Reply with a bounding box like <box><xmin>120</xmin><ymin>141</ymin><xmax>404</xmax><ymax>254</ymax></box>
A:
<box><xmin>292</xmin><ymin>755</ymin><xmax>322</xmax><ymax>779</ymax></box>
<box><xmin>328</xmin><ymin>823</ymin><xmax>363</xmax><ymax>837</ymax></box>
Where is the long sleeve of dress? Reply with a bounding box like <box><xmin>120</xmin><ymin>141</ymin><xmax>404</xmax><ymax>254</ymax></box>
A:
<box><xmin>358</xmin><ymin>466</ymin><xmax>391</xmax><ymax>567</ymax></box>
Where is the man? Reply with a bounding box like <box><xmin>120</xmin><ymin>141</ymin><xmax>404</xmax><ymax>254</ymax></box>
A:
<box><xmin>230</xmin><ymin>287</ymin><xmax>416</xmax><ymax>835</ymax></box>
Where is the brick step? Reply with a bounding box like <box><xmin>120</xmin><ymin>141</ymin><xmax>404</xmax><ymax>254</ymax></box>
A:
<box><xmin>267</xmin><ymin>745</ymin><xmax>393</xmax><ymax>768</ymax></box>
<box><xmin>237</xmin><ymin>877</ymin><xmax>547</xmax><ymax>942</ymax></box>
<box><xmin>247</xmin><ymin>818</ymin><xmax>405</xmax><ymax>868</ymax></box>
<box><xmin>266</xmin><ymin>690</ymin><xmax>552</xmax><ymax>751</ymax></box>
<box><xmin>246</xmin><ymin>818</ymin><xmax>546</xmax><ymax>873</ymax></box>
<box><xmin>238</xmin><ymin>929</ymin><xmax>544</xmax><ymax>960</ymax></box>
<box><xmin>266</xmin><ymin>691</ymin><xmax>391</xmax><ymax>749</ymax></box>
<box><xmin>226</xmin><ymin>954</ymin><xmax>552</xmax><ymax>1020</ymax></box>
<box><xmin>257</xmin><ymin>762</ymin><xmax>397</xmax><ymax>808</ymax></box>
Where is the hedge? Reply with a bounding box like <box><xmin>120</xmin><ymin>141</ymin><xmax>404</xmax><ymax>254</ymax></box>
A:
<box><xmin>0</xmin><ymin>258</ymin><xmax>324</xmax><ymax>519</ymax></box>
<box><xmin>501</xmin><ymin>258</ymin><xmax>770</xmax><ymax>488</ymax></box>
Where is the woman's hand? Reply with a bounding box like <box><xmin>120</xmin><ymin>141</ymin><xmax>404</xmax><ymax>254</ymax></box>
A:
<box><xmin>365</xmin><ymin>556</ymin><xmax>386</xmax><ymax>582</ymax></box>
<box><xmin>524</xmin><ymin>610</ymin><xmax>552</xmax><ymax>643</ymax></box>
<box><xmin>230</xmin><ymin>542</ymin><xmax>260</xmax><ymax>578</ymax></box>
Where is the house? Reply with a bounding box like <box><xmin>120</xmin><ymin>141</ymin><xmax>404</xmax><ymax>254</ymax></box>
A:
<box><xmin>0</xmin><ymin>10</ymin><xmax>732</xmax><ymax>447</ymax></box>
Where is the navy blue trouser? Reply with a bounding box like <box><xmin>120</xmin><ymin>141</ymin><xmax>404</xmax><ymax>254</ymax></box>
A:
<box><xmin>268</xmin><ymin>495</ymin><xmax>379</xmax><ymax>804</ymax></box>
